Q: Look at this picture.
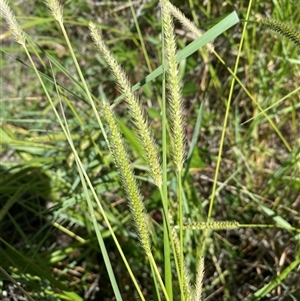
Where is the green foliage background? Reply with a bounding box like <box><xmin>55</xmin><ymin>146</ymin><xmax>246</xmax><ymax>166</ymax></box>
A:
<box><xmin>1</xmin><ymin>0</ymin><xmax>299</xmax><ymax>300</ymax></box>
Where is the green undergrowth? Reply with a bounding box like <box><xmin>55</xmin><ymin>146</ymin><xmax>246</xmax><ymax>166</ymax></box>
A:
<box><xmin>0</xmin><ymin>0</ymin><xmax>299</xmax><ymax>300</ymax></box>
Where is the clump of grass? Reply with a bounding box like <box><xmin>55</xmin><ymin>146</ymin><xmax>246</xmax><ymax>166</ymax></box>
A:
<box><xmin>0</xmin><ymin>0</ymin><xmax>240</xmax><ymax>299</ymax></box>
<box><xmin>1</xmin><ymin>0</ymin><xmax>300</xmax><ymax>300</ymax></box>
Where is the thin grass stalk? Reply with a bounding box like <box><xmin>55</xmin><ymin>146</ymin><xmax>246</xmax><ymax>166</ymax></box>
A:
<box><xmin>161</xmin><ymin>62</ymin><xmax>173</xmax><ymax>301</ymax></box>
<box><xmin>177</xmin><ymin>170</ymin><xmax>184</xmax><ymax>293</ymax></box>
<box><xmin>187</xmin><ymin>0</ymin><xmax>198</xmax><ymax>28</ymax></box>
<box><xmin>45</xmin><ymin>0</ymin><xmax>108</xmax><ymax>149</ymax></box>
<box><xmin>149</xmin><ymin>263</ymin><xmax>162</xmax><ymax>301</ymax></box>
<box><xmin>128</xmin><ymin>0</ymin><xmax>152</xmax><ymax>72</ymax></box>
<box><xmin>170</xmin><ymin>217</ymin><xmax>192</xmax><ymax>301</ymax></box>
<box><xmin>68</xmin><ymin>124</ymin><xmax>124</xmax><ymax>301</ymax></box>
<box><xmin>159</xmin><ymin>187</ymin><xmax>184</xmax><ymax>298</ymax></box>
<box><xmin>147</xmin><ymin>252</ymin><xmax>172</xmax><ymax>301</ymax></box>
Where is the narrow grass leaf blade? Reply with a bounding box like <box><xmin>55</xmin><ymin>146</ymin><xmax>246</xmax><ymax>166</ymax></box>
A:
<box><xmin>118</xmin><ymin>119</ymin><xmax>143</xmax><ymax>156</ymax></box>
<box><xmin>176</xmin><ymin>11</ymin><xmax>239</xmax><ymax>62</ymax></box>
<box><xmin>235</xmin><ymin>180</ymin><xmax>292</xmax><ymax>229</ymax></box>
<box><xmin>183</xmin><ymin>100</ymin><xmax>204</xmax><ymax>182</ymax></box>
<box><xmin>258</xmin><ymin>204</ymin><xmax>292</xmax><ymax>228</ymax></box>
<box><xmin>252</xmin><ymin>258</ymin><xmax>300</xmax><ymax>300</ymax></box>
